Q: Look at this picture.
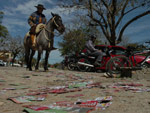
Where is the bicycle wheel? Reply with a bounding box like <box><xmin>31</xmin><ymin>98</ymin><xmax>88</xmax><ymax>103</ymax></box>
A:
<box><xmin>106</xmin><ymin>56</ymin><xmax>133</xmax><ymax>77</ymax></box>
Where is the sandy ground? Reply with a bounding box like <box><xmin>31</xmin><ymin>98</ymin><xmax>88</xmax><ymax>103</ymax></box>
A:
<box><xmin>0</xmin><ymin>66</ymin><xmax>150</xmax><ymax>113</ymax></box>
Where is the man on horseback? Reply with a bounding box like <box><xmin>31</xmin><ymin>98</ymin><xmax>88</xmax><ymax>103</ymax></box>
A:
<box><xmin>25</xmin><ymin>10</ymin><xmax>65</xmax><ymax>71</ymax></box>
<box><xmin>28</xmin><ymin>4</ymin><xmax>56</xmax><ymax>50</ymax></box>
<box><xmin>28</xmin><ymin>4</ymin><xmax>46</xmax><ymax>48</ymax></box>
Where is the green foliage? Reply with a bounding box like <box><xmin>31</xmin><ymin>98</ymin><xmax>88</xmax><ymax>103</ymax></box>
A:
<box><xmin>53</xmin><ymin>63</ymin><xmax>61</xmax><ymax>68</ymax></box>
<box><xmin>0</xmin><ymin>11</ymin><xmax>4</xmax><ymax>24</ymax></box>
<box><xmin>125</xmin><ymin>43</ymin><xmax>139</xmax><ymax>48</ymax></box>
<box><xmin>0</xmin><ymin>25</ymin><xmax>8</xmax><ymax>38</ymax></box>
<box><xmin>125</xmin><ymin>42</ymin><xmax>146</xmax><ymax>52</ymax></box>
<box><xmin>59</xmin><ymin>29</ymin><xmax>87</xmax><ymax>56</ymax></box>
<box><xmin>59</xmin><ymin>25</ymin><xmax>103</xmax><ymax>56</ymax></box>
<box><xmin>0</xmin><ymin>11</ymin><xmax>8</xmax><ymax>38</ymax></box>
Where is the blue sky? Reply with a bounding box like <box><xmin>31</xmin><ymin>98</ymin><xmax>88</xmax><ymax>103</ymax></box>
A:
<box><xmin>1</xmin><ymin>0</ymin><xmax>150</xmax><ymax>64</ymax></box>
<box><xmin>0</xmin><ymin>0</ymin><xmax>72</xmax><ymax>64</ymax></box>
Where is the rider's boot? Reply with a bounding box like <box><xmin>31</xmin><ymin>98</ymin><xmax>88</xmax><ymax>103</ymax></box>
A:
<box><xmin>31</xmin><ymin>34</ymin><xmax>36</xmax><ymax>50</ymax></box>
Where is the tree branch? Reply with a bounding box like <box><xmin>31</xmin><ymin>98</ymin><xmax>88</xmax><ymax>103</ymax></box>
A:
<box><xmin>101</xmin><ymin>0</ymin><xmax>111</xmax><ymax>13</ymax></box>
<box><xmin>115</xmin><ymin>0</ymin><xmax>129</xmax><ymax>28</ymax></box>
<box><xmin>88</xmin><ymin>0</ymin><xmax>110</xmax><ymax>40</ymax></box>
<box><xmin>117</xmin><ymin>10</ymin><xmax>150</xmax><ymax>43</ymax></box>
<box><xmin>124</xmin><ymin>2</ymin><xmax>146</xmax><ymax>15</ymax></box>
<box><xmin>92</xmin><ymin>7</ymin><xmax>108</xmax><ymax>28</ymax></box>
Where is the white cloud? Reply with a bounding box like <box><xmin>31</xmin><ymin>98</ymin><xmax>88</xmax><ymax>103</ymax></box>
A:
<box><xmin>7</xmin><ymin>0</ymin><xmax>42</xmax><ymax>15</ymax></box>
<box><xmin>3</xmin><ymin>0</ymin><xmax>75</xmax><ymax>17</ymax></box>
<box><xmin>2</xmin><ymin>0</ymin><xmax>76</xmax><ymax>36</ymax></box>
<box><xmin>2</xmin><ymin>17</ymin><xmax>29</xmax><ymax>36</ymax></box>
<box><xmin>3</xmin><ymin>18</ymin><xmax>27</xmax><ymax>27</ymax></box>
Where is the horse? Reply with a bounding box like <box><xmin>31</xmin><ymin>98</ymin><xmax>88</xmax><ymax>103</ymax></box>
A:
<box><xmin>24</xmin><ymin>13</ymin><xmax>65</xmax><ymax>71</ymax></box>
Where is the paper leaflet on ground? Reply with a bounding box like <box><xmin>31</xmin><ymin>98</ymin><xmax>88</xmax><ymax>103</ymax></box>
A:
<box><xmin>108</xmin><ymin>82</ymin><xmax>150</xmax><ymax>92</ymax></box>
<box><xmin>23</xmin><ymin>96</ymin><xmax>112</xmax><ymax>113</ymax></box>
<box><xmin>7</xmin><ymin>95</ymin><xmax>47</xmax><ymax>104</ymax></box>
<box><xmin>27</xmin><ymin>81</ymin><xmax>101</xmax><ymax>96</ymax></box>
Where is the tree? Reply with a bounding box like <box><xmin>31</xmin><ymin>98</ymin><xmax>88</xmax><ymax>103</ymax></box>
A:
<box><xmin>59</xmin><ymin>28</ymin><xmax>87</xmax><ymax>56</ymax></box>
<box><xmin>59</xmin><ymin>0</ymin><xmax>150</xmax><ymax>45</ymax></box>
<box><xmin>59</xmin><ymin>15</ymin><xmax>103</xmax><ymax>56</ymax></box>
<box><xmin>59</xmin><ymin>27</ymin><xmax>102</xmax><ymax>56</ymax></box>
<box><xmin>17</xmin><ymin>45</ymin><xmax>25</xmax><ymax>66</ymax></box>
<box><xmin>0</xmin><ymin>11</ymin><xmax>8</xmax><ymax>39</ymax></box>
<box><xmin>6</xmin><ymin>36</ymin><xmax>24</xmax><ymax>66</ymax></box>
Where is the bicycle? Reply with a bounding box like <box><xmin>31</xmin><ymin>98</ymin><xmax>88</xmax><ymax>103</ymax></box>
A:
<box><xmin>106</xmin><ymin>42</ymin><xmax>150</xmax><ymax>77</ymax></box>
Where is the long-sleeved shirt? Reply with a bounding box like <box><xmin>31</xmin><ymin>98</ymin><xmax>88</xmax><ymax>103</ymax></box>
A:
<box><xmin>85</xmin><ymin>40</ymin><xmax>98</xmax><ymax>53</ymax></box>
<box><xmin>28</xmin><ymin>11</ymin><xmax>47</xmax><ymax>26</ymax></box>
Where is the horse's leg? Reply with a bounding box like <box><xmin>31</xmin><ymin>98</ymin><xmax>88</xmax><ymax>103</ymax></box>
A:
<box><xmin>44</xmin><ymin>50</ymin><xmax>50</xmax><ymax>71</ymax></box>
<box><xmin>35</xmin><ymin>50</ymin><xmax>42</xmax><ymax>71</ymax></box>
<box><xmin>25</xmin><ymin>48</ymin><xmax>30</xmax><ymax>69</ymax></box>
<box><xmin>28</xmin><ymin>50</ymin><xmax>35</xmax><ymax>71</ymax></box>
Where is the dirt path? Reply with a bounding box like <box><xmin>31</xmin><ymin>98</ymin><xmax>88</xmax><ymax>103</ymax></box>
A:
<box><xmin>0</xmin><ymin>67</ymin><xmax>150</xmax><ymax>113</ymax></box>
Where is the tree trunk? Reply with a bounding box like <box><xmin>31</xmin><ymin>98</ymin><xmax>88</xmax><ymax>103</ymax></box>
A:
<box><xmin>109</xmin><ymin>36</ymin><xmax>116</xmax><ymax>45</ymax></box>
<box><xmin>117</xmin><ymin>10</ymin><xmax>150</xmax><ymax>43</ymax></box>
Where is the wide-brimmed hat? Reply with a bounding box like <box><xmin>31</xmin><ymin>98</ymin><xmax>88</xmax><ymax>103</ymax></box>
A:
<box><xmin>35</xmin><ymin>4</ymin><xmax>46</xmax><ymax>10</ymax></box>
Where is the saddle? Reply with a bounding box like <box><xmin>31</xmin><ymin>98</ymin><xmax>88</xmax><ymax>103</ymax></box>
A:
<box><xmin>35</xmin><ymin>23</ymin><xmax>46</xmax><ymax>34</ymax></box>
<box><xmin>25</xmin><ymin>24</ymin><xmax>46</xmax><ymax>50</ymax></box>
<box><xmin>29</xmin><ymin>23</ymin><xmax>45</xmax><ymax>35</ymax></box>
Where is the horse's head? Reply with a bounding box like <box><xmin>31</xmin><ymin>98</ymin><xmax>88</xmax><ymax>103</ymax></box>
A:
<box><xmin>51</xmin><ymin>12</ymin><xmax>65</xmax><ymax>34</ymax></box>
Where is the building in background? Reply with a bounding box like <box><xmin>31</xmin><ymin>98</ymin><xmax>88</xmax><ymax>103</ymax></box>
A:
<box><xmin>0</xmin><ymin>50</ymin><xmax>12</xmax><ymax>65</ymax></box>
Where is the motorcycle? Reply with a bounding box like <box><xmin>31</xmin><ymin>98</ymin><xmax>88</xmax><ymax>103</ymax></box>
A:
<box><xmin>77</xmin><ymin>47</ymin><xmax>113</xmax><ymax>72</ymax></box>
<box><xmin>61</xmin><ymin>54</ymin><xmax>79</xmax><ymax>71</ymax></box>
